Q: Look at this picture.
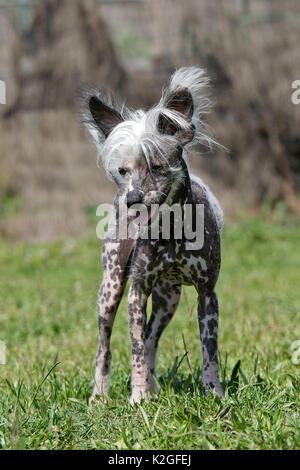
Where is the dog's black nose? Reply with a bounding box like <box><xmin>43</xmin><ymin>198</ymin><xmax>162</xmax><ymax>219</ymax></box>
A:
<box><xmin>126</xmin><ymin>190</ymin><xmax>143</xmax><ymax>208</ymax></box>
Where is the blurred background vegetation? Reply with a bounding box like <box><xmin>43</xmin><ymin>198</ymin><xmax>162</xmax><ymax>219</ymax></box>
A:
<box><xmin>1</xmin><ymin>0</ymin><xmax>300</xmax><ymax>241</ymax></box>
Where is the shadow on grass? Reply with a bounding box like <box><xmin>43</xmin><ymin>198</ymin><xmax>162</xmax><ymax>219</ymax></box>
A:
<box><xmin>107</xmin><ymin>354</ymin><xmax>268</xmax><ymax>404</ymax></box>
<box><xmin>157</xmin><ymin>354</ymin><xmax>267</xmax><ymax>397</ymax></box>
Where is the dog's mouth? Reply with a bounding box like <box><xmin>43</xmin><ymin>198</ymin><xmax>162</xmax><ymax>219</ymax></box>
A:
<box><xmin>130</xmin><ymin>189</ymin><xmax>171</xmax><ymax>226</ymax></box>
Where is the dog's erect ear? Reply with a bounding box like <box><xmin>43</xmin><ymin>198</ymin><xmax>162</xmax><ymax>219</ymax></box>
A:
<box><xmin>89</xmin><ymin>96</ymin><xmax>123</xmax><ymax>138</ymax></box>
<box><xmin>81</xmin><ymin>88</ymin><xmax>125</xmax><ymax>146</ymax></box>
<box><xmin>162</xmin><ymin>87</ymin><xmax>194</xmax><ymax>122</ymax></box>
<box><xmin>158</xmin><ymin>87</ymin><xmax>195</xmax><ymax>144</ymax></box>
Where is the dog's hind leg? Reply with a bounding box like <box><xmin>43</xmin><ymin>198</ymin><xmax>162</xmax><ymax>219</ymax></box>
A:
<box><xmin>198</xmin><ymin>291</ymin><xmax>224</xmax><ymax>397</ymax></box>
<box><xmin>145</xmin><ymin>279</ymin><xmax>181</xmax><ymax>393</ymax></box>
<box><xmin>90</xmin><ymin>238</ymin><xmax>134</xmax><ymax>404</ymax></box>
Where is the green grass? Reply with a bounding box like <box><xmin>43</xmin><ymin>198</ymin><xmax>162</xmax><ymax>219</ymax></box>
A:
<box><xmin>0</xmin><ymin>214</ymin><xmax>299</xmax><ymax>450</ymax></box>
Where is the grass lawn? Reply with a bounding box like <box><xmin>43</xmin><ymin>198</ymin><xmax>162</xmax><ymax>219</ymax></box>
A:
<box><xmin>0</xmin><ymin>213</ymin><xmax>299</xmax><ymax>450</ymax></box>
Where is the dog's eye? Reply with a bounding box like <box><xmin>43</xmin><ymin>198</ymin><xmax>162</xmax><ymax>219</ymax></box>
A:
<box><xmin>152</xmin><ymin>165</ymin><xmax>162</xmax><ymax>173</ymax></box>
<box><xmin>119</xmin><ymin>168</ymin><xmax>128</xmax><ymax>177</ymax></box>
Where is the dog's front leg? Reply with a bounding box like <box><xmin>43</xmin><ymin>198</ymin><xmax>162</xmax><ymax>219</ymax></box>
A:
<box><xmin>91</xmin><ymin>239</ymin><xmax>133</xmax><ymax>404</ymax></box>
<box><xmin>128</xmin><ymin>284</ymin><xmax>150</xmax><ymax>404</ymax></box>
<box><xmin>91</xmin><ymin>277</ymin><xmax>122</xmax><ymax>403</ymax></box>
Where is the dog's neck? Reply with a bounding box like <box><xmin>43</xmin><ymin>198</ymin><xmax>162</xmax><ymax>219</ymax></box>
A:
<box><xmin>143</xmin><ymin>161</ymin><xmax>194</xmax><ymax>244</ymax></box>
<box><xmin>169</xmin><ymin>158</ymin><xmax>193</xmax><ymax>207</ymax></box>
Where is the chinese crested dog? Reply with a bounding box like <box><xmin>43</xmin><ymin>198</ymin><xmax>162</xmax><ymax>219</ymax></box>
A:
<box><xmin>81</xmin><ymin>67</ymin><xmax>224</xmax><ymax>404</ymax></box>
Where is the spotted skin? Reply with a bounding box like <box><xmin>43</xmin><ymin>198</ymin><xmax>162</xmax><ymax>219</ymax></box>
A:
<box><xmin>145</xmin><ymin>280</ymin><xmax>181</xmax><ymax>393</ymax></box>
<box><xmin>128</xmin><ymin>284</ymin><xmax>149</xmax><ymax>403</ymax></box>
<box><xmin>90</xmin><ymin>160</ymin><xmax>224</xmax><ymax>404</ymax></box>
<box><xmin>84</xmin><ymin>71</ymin><xmax>224</xmax><ymax>404</ymax></box>
<box><xmin>90</xmin><ymin>239</ymin><xmax>129</xmax><ymax>402</ymax></box>
<box><xmin>125</xmin><ymin>166</ymin><xmax>223</xmax><ymax>403</ymax></box>
<box><xmin>198</xmin><ymin>292</ymin><xmax>223</xmax><ymax>396</ymax></box>
<box><xmin>90</xmin><ymin>202</ymin><xmax>135</xmax><ymax>402</ymax></box>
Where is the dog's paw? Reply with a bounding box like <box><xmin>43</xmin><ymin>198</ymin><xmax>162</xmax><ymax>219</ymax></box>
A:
<box><xmin>129</xmin><ymin>388</ymin><xmax>149</xmax><ymax>405</ymax></box>
<box><xmin>203</xmin><ymin>381</ymin><xmax>224</xmax><ymax>399</ymax></box>
<box><xmin>89</xmin><ymin>394</ymin><xmax>103</xmax><ymax>406</ymax></box>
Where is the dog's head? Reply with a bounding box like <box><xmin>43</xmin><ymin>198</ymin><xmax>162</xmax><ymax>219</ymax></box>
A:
<box><xmin>81</xmin><ymin>67</ymin><xmax>212</xmax><ymax>215</ymax></box>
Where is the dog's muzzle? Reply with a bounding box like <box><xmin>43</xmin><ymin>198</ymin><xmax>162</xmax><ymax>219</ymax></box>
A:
<box><xmin>126</xmin><ymin>190</ymin><xmax>143</xmax><ymax>208</ymax></box>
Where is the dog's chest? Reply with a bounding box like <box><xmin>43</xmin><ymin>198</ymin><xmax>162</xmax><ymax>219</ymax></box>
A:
<box><xmin>141</xmin><ymin>240</ymin><xmax>210</xmax><ymax>287</ymax></box>
<box><xmin>163</xmin><ymin>253</ymin><xmax>209</xmax><ymax>286</ymax></box>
